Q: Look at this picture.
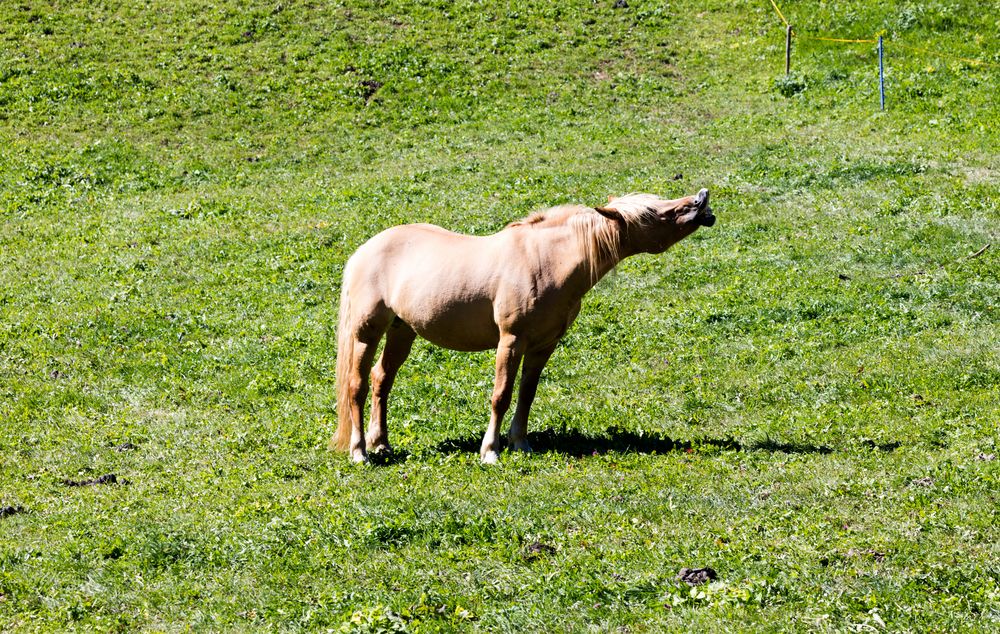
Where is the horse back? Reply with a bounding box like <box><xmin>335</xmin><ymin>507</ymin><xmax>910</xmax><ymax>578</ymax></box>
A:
<box><xmin>344</xmin><ymin>222</ymin><xmax>585</xmax><ymax>351</ymax></box>
<box><xmin>343</xmin><ymin>224</ymin><xmax>510</xmax><ymax>350</ymax></box>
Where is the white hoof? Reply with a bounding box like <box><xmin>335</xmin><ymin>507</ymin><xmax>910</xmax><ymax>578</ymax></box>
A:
<box><xmin>481</xmin><ymin>450</ymin><xmax>501</xmax><ymax>465</ymax></box>
<box><xmin>350</xmin><ymin>449</ymin><xmax>370</xmax><ymax>464</ymax></box>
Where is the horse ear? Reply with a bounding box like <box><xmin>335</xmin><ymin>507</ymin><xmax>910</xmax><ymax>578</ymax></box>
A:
<box><xmin>594</xmin><ymin>206</ymin><xmax>624</xmax><ymax>222</ymax></box>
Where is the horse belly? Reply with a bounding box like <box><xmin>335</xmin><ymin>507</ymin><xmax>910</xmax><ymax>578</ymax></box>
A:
<box><xmin>399</xmin><ymin>298</ymin><xmax>500</xmax><ymax>352</ymax></box>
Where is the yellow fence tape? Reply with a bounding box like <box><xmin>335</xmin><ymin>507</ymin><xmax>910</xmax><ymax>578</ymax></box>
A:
<box><xmin>765</xmin><ymin>0</ymin><xmax>996</xmax><ymax>68</ymax></box>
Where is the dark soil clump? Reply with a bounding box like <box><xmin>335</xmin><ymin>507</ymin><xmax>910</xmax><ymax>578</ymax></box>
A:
<box><xmin>522</xmin><ymin>541</ymin><xmax>556</xmax><ymax>561</ymax></box>
<box><xmin>1</xmin><ymin>505</ymin><xmax>26</xmax><ymax>519</ymax></box>
<box><xmin>62</xmin><ymin>473</ymin><xmax>126</xmax><ymax>487</ymax></box>
<box><xmin>677</xmin><ymin>567</ymin><xmax>717</xmax><ymax>585</ymax></box>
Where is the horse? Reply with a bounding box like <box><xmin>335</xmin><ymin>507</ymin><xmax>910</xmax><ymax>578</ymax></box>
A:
<box><xmin>332</xmin><ymin>189</ymin><xmax>716</xmax><ymax>464</ymax></box>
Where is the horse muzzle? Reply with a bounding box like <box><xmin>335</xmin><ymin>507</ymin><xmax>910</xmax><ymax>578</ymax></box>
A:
<box><xmin>694</xmin><ymin>188</ymin><xmax>714</xmax><ymax>227</ymax></box>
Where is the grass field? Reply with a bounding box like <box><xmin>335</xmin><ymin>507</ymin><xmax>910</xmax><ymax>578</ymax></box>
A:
<box><xmin>1</xmin><ymin>0</ymin><xmax>998</xmax><ymax>631</ymax></box>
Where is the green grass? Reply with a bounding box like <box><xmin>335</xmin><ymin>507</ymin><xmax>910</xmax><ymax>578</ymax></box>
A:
<box><xmin>2</xmin><ymin>0</ymin><xmax>998</xmax><ymax>631</ymax></box>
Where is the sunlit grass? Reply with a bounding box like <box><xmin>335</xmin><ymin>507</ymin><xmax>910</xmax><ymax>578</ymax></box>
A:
<box><xmin>1</xmin><ymin>0</ymin><xmax>998</xmax><ymax>631</ymax></box>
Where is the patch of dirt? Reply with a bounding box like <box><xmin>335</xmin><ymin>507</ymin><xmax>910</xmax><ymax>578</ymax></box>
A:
<box><xmin>911</xmin><ymin>394</ymin><xmax>933</xmax><ymax>407</ymax></box>
<box><xmin>0</xmin><ymin>505</ymin><xmax>26</xmax><ymax>519</ymax></box>
<box><xmin>677</xmin><ymin>567</ymin><xmax>717</xmax><ymax>585</ymax></box>
<box><xmin>847</xmin><ymin>548</ymin><xmax>886</xmax><ymax>562</ymax></box>
<box><xmin>977</xmin><ymin>453</ymin><xmax>996</xmax><ymax>462</ymax></box>
<box><xmin>960</xmin><ymin>166</ymin><xmax>997</xmax><ymax>186</ymax></box>
<box><xmin>62</xmin><ymin>473</ymin><xmax>127</xmax><ymax>487</ymax></box>
<box><xmin>359</xmin><ymin>79</ymin><xmax>383</xmax><ymax>102</ymax></box>
<box><xmin>522</xmin><ymin>541</ymin><xmax>556</xmax><ymax>561</ymax></box>
<box><xmin>821</xmin><ymin>548</ymin><xmax>887</xmax><ymax>566</ymax></box>
<box><xmin>910</xmin><ymin>476</ymin><xmax>934</xmax><ymax>488</ymax></box>
<box><xmin>113</xmin><ymin>442</ymin><xmax>138</xmax><ymax>452</ymax></box>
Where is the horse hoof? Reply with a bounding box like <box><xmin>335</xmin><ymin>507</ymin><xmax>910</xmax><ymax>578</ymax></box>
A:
<box><xmin>511</xmin><ymin>440</ymin><xmax>533</xmax><ymax>453</ymax></box>
<box><xmin>350</xmin><ymin>450</ymin><xmax>370</xmax><ymax>464</ymax></box>
<box><xmin>368</xmin><ymin>443</ymin><xmax>392</xmax><ymax>455</ymax></box>
<box><xmin>481</xmin><ymin>450</ymin><xmax>501</xmax><ymax>465</ymax></box>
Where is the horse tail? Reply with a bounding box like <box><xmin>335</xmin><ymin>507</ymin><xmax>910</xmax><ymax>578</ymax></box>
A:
<box><xmin>332</xmin><ymin>263</ymin><xmax>355</xmax><ymax>452</ymax></box>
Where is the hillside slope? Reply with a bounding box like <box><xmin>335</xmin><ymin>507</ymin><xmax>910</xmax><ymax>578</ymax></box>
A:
<box><xmin>1</xmin><ymin>1</ymin><xmax>998</xmax><ymax>630</ymax></box>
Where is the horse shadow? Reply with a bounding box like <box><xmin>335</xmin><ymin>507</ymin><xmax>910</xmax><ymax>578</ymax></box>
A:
<box><xmin>433</xmin><ymin>426</ymin><xmax>837</xmax><ymax>458</ymax></box>
<box><xmin>366</xmin><ymin>448</ymin><xmax>412</xmax><ymax>466</ymax></box>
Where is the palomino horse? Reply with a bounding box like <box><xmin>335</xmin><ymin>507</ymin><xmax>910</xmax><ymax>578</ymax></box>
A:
<box><xmin>333</xmin><ymin>189</ymin><xmax>715</xmax><ymax>463</ymax></box>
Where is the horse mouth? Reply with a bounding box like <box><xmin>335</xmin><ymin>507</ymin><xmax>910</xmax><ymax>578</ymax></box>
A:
<box><xmin>698</xmin><ymin>212</ymin><xmax>716</xmax><ymax>227</ymax></box>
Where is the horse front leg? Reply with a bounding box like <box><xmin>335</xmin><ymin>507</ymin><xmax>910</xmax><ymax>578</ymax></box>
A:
<box><xmin>508</xmin><ymin>343</ymin><xmax>557</xmax><ymax>453</ymax></box>
<box><xmin>367</xmin><ymin>320</ymin><xmax>416</xmax><ymax>454</ymax></box>
<box><xmin>480</xmin><ymin>334</ymin><xmax>525</xmax><ymax>464</ymax></box>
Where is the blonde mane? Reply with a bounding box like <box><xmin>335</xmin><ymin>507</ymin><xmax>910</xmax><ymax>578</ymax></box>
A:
<box><xmin>509</xmin><ymin>194</ymin><xmax>663</xmax><ymax>280</ymax></box>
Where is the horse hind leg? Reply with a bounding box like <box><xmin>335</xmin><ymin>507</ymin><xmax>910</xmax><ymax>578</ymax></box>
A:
<box><xmin>338</xmin><ymin>306</ymin><xmax>394</xmax><ymax>464</ymax></box>
<box><xmin>367</xmin><ymin>318</ymin><xmax>416</xmax><ymax>454</ymax></box>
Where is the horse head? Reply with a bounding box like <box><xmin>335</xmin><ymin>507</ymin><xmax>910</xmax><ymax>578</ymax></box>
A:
<box><xmin>595</xmin><ymin>188</ymin><xmax>714</xmax><ymax>255</ymax></box>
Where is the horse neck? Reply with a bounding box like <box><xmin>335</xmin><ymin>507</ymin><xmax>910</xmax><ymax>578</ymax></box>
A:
<box><xmin>515</xmin><ymin>212</ymin><xmax>630</xmax><ymax>297</ymax></box>
<box><xmin>571</xmin><ymin>223</ymin><xmax>631</xmax><ymax>292</ymax></box>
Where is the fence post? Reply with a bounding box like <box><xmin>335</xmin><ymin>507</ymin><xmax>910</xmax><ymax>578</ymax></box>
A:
<box><xmin>786</xmin><ymin>25</ymin><xmax>793</xmax><ymax>75</ymax></box>
<box><xmin>878</xmin><ymin>35</ymin><xmax>885</xmax><ymax>110</ymax></box>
